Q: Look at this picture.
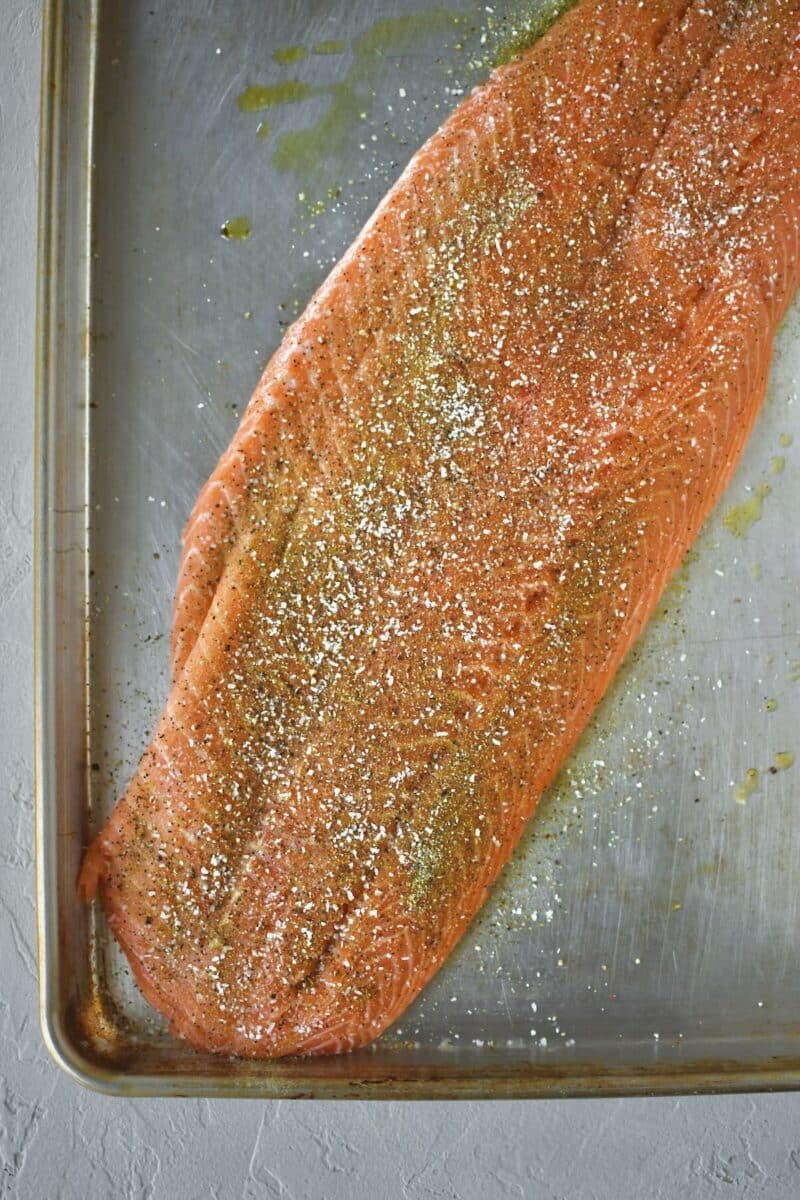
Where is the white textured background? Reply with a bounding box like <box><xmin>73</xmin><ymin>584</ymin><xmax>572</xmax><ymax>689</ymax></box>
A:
<box><xmin>4</xmin><ymin>5</ymin><xmax>800</xmax><ymax>1198</ymax></box>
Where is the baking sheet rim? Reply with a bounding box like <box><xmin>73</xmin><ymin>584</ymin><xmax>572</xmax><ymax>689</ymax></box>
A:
<box><xmin>33</xmin><ymin>0</ymin><xmax>800</xmax><ymax>1099</ymax></box>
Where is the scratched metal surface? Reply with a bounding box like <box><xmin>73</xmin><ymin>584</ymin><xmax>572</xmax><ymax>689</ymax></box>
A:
<box><xmin>39</xmin><ymin>0</ymin><xmax>800</xmax><ymax>1096</ymax></box>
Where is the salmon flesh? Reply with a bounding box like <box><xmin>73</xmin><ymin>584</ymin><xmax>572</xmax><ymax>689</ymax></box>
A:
<box><xmin>81</xmin><ymin>0</ymin><xmax>800</xmax><ymax>1056</ymax></box>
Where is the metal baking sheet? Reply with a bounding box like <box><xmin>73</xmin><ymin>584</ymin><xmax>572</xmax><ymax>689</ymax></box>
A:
<box><xmin>36</xmin><ymin>0</ymin><xmax>800</xmax><ymax>1098</ymax></box>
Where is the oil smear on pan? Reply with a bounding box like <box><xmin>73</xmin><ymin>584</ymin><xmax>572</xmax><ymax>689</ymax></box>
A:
<box><xmin>734</xmin><ymin>750</ymin><xmax>796</xmax><ymax>803</ymax></box>
<box><xmin>272</xmin><ymin>45</ymin><xmax>307</xmax><ymax>66</ymax></box>
<box><xmin>734</xmin><ymin>767</ymin><xmax>760</xmax><ymax>804</ymax></box>
<box><xmin>220</xmin><ymin>216</ymin><xmax>251</xmax><ymax>241</ymax></box>
<box><xmin>236</xmin><ymin>11</ymin><xmax>468</xmax><ymax>182</ymax></box>
<box><xmin>313</xmin><ymin>40</ymin><xmax>347</xmax><ymax>55</ymax></box>
<box><xmin>720</xmin><ymin>429</ymin><xmax>792</xmax><ymax>534</ymax></box>
<box><xmin>722</xmin><ymin>481</ymin><xmax>772</xmax><ymax>538</ymax></box>
<box><xmin>237</xmin><ymin>81</ymin><xmax>316</xmax><ymax>111</ymax></box>
<box><xmin>235</xmin><ymin>2</ymin><xmax>579</xmax><ymax>198</ymax></box>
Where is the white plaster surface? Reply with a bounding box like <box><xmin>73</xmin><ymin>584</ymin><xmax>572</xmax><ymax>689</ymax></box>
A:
<box><xmin>3</xmin><ymin>4</ymin><xmax>800</xmax><ymax>1198</ymax></box>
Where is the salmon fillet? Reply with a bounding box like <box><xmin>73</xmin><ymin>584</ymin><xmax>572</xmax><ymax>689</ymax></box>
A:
<box><xmin>81</xmin><ymin>0</ymin><xmax>800</xmax><ymax>1057</ymax></box>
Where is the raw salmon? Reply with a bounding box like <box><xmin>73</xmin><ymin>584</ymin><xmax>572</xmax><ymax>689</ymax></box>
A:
<box><xmin>81</xmin><ymin>0</ymin><xmax>800</xmax><ymax>1057</ymax></box>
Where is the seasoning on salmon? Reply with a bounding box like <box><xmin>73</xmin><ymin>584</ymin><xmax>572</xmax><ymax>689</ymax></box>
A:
<box><xmin>80</xmin><ymin>0</ymin><xmax>800</xmax><ymax>1057</ymax></box>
